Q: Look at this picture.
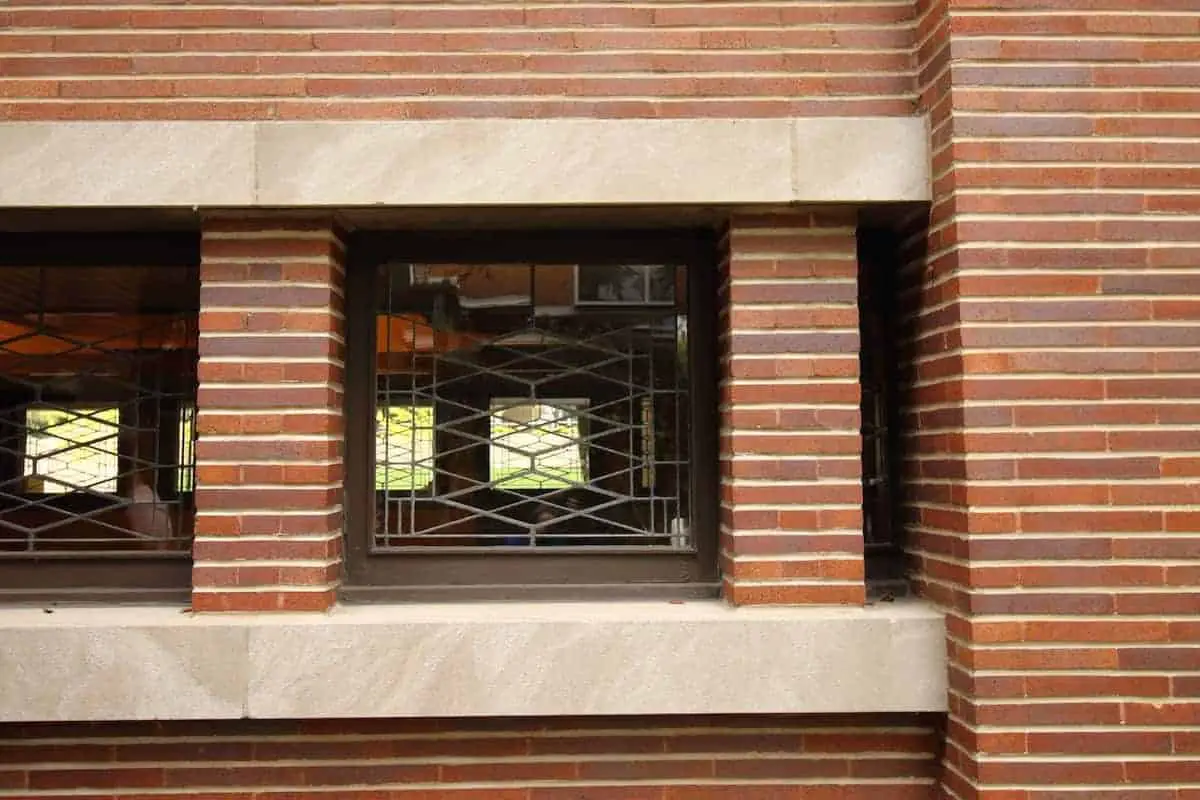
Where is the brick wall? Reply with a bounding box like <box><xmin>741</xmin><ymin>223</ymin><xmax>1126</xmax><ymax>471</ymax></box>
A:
<box><xmin>906</xmin><ymin>1</ymin><xmax>1200</xmax><ymax>797</ymax></box>
<box><xmin>719</xmin><ymin>212</ymin><xmax>865</xmax><ymax>606</ymax></box>
<box><xmin>192</xmin><ymin>218</ymin><xmax>346</xmax><ymax>613</ymax></box>
<box><xmin>0</xmin><ymin>1</ymin><xmax>916</xmax><ymax>120</ymax></box>
<box><xmin>0</xmin><ymin>715</ymin><xmax>940</xmax><ymax>799</ymax></box>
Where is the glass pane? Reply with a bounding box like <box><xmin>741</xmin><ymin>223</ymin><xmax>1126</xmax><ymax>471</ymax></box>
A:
<box><xmin>490</xmin><ymin>400</ymin><xmax>588</xmax><ymax>490</ymax></box>
<box><xmin>374</xmin><ymin>262</ymin><xmax>690</xmax><ymax>549</ymax></box>
<box><xmin>376</xmin><ymin>405</ymin><xmax>435</xmax><ymax>492</ymax></box>
<box><xmin>24</xmin><ymin>407</ymin><xmax>120</xmax><ymax>494</ymax></box>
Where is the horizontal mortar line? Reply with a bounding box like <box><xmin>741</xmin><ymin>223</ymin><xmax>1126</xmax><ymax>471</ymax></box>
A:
<box><xmin>950</xmin><ymin>557</ymin><xmax>1200</xmax><ymax>568</ymax></box>
<box><xmin>727</xmin><ymin>302</ymin><xmax>859</xmax><ymax>310</ymax></box>
<box><xmin>201</xmin><ymin>361</ymin><xmax>345</xmax><ymax>369</ymax></box>
<box><xmin>722</xmin><ymin>503</ymin><xmax>861</xmax><ymax>511</ymax></box>
<box><xmin>963</xmin><ymin>433</ymin><xmax>1200</xmax><ymax>441</ymax></box>
<box><xmin>725</xmin><ymin>328</ymin><xmax>859</xmax><ymax>335</ymax></box>
<box><xmin>722</xmin><ymin>552</ymin><xmax>863</xmax><ymax>562</ymax></box>
<box><xmin>951</xmin><ymin>242</ymin><xmax>1200</xmax><ymax>251</ymax></box>
<box><xmin>911</xmin><ymin>477</ymin><xmax>1200</xmax><ymax>487</ymax></box>
<box><xmin>12</xmin><ymin>751</ymin><xmax>938</xmax><ymax>772</ymax></box>
<box><xmin>959</xmin><ymin>34</ymin><xmax>1200</xmax><ymax>42</ymax></box>
<box><xmin>197</xmin><ymin>483</ymin><xmax>341</xmax><ymax>490</ymax></box>
<box><xmin>200</xmin><ymin>509</ymin><xmax>342</xmax><ymax>516</ymax></box>
<box><xmin>720</xmin><ymin>404</ymin><xmax>861</xmax><ymax>411</ymax></box>
<box><xmin>726</xmin><ymin>355</ymin><xmax>856</xmax><ymax>363</ymax></box>
<box><xmin>202</xmin><ymin>279</ymin><xmax>340</xmax><ymax>288</ymax></box>
<box><xmin>725</xmin><ymin>578</ymin><xmax>862</xmax><ymax>586</ymax></box>
<box><xmin>903</xmin><ymin>500</ymin><xmax>1200</xmax><ymax>513</ymax></box>
<box><xmin>15</xmin><ymin>68</ymin><xmax>918</xmax><ymax>79</ymax></box>
<box><xmin>722</xmin><ymin>453</ymin><xmax>860</xmax><ymax>461</ymax></box>
<box><xmin>980</xmin><ymin>754</ymin><xmax>1200</xmax><ymax>764</ymax></box>
<box><xmin>8</xmin><ymin>94</ymin><xmax>914</xmax><ymax>103</ymax></box>
<box><xmin>952</xmin><ymin>142</ymin><xmax>1200</xmax><ymax>151</ymax></box>
<box><xmin>736</xmin><ymin>226</ymin><xmax>859</xmax><ymax>236</ymax></box>
<box><xmin>900</xmin><ymin>550</ymin><xmax>1200</xmax><ymax>569</ymax></box>
<box><xmin>733</xmin><ymin>252</ymin><xmax>857</xmax><ymax>260</ymax></box>
<box><xmin>956</xmin><ymin>59</ymin><xmax>1199</xmax><ymax>68</ymax></box>
<box><xmin>206</xmin><ymin>229</ymin><xmax>336</xmax><ymax>237</ymax></box>
<box><xmin>957</xmin><ymin>294</ymin><xmax>1200</xmax><ymax>303</ymax></box>
<box><xmin>198</xmin><ymin>559</ymin><xmax>338</xmax><ymax>568</ymax></box>
<box><xmin>952</xmin><ymin>8</ymin><xmax>1200</xmax><ymax>15</ymax></box>
<box><xmin>0</xmin><ymin>779</ymin><xmax>935</xmax><ymax>797</ymax></box>
<box><xmin>725</xmin><ymin>479</ymin><xmax>861</xmax><ymax>487</ymax></box>
<box><xmin>200</xmin><ymin>382</ymin><xmax>333</xmax><ymax>389</ymax></box>
<box><xmin>11</xmin><ymin>23</ymin><xmax>917</xmax><ymax>35</ymax></box>
<box><xmin>194</xmin><ymin>534</ymin><xmax>337</xmax><ymax>542</ymax></box>
<box><xmin>721</xmin><ymin>528</ymin><xmax>860</xmax><ymax>536</ymax></box>
<box><xmin>973</xmin><ymin>724</ymin><xmax>1200</xmax><ymax>733</ymax></box>
<box><xmin>954</xmin><ymin>213</ymin><xmax>1200</xmax><ymax>222</ymax></box>
<box><xmin>200</xmin><ymin>334</ymin><xmax>345</xmax><ymax>342</ymax></box>
<box><xmin>193</xmin><ymin>582</ymin><xmax>339</xmax><ymax>593</ymax></box>
<box><xmin>961</xmin><ymin>612</ymin><xmax>1200</xmax><ymax>624</ymax></box>
<box><xmin>202</xmin><ymin>409</ymin><xmax>342</xmax><ymax>416</ymax></box>
<box><xmin>199</xmin><ymin>434</ymin><xmax>340</xmax><ymax>442</ymax></box>
<box><xmin>720</xmin><ymin>430</ymin><xmax>854</xmax><ymax>437</ymax></box>
<box><xmin>960</xmin><ymin>398</ymin><xmax>1200</xmax><ymax>407</ymax></box>
<box><xmin>972</xmin><ymin>669</ymin><xmax>1200</xmax><ymax>677</ymax></box>
<box><xmin>203</xmin><ymin>306</ymin><xmax>345</xmax><ymax>314</ymax></box>
<box><xmin>954</xmin><ymin>110</ymin><xmax>1200</xmax><ymax>118</ymax></box>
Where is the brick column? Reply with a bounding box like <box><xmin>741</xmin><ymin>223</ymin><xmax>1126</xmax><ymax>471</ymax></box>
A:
<box><xmin>191</xmin><ymin>218</ymin><xmax>345</xmax><ymax>612</ymax></box>
<box><xmin>719</xmin><ymin>212</ymin><xmax>865</xmax><ymax>606</ymax></box>
<box><xmin>911</xmin><ymin>1</ymin><xmax>1200</xmax><ymax>796</ymax></box>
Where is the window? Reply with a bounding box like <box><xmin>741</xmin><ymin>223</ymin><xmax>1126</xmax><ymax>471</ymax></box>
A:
<box><xmin>576</xmin><ymin>264</ymin><xmax>675</xmax><ymax>305</ymax></box>
<box><xmin>376</xmin><ymin>404</ymin><xmax>435</xmax><ymax>491</ymax></box>
<box><xmin>24</xmin><ymin>406</ymin><xmax>120</xmax><ymax>494</ymax></box>
<box><xmin>489</xmin><ymin>399</ymin><xmax>588</xmax><ymax>490</ymax></box>
<box><xmin>0</xmin><ymin>231</ymin><xmax>200</xmax><ymax>600</ymax></box>
<box><xmin>344</xmin><ymin>230</ymin><xmax>718</xmax><ymax>596</ymax></box>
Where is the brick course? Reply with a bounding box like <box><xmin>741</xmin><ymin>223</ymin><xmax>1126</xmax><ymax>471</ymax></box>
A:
<box><xmin>0</xmin><ymin>715</ymin><xmax>940</xmax><ymax>799</ymax></box>
<box><xmin>0</xmin><ymin>1</ymin><xmax>916</xmax><ymax>120</ymax></box>
<box><xmin>192</xmin><ymin>218</ymin><xmax>347</xmax><ymax>613</ymax></box>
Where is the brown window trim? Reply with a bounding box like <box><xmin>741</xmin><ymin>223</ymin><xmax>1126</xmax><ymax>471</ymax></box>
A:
<box><xmin>342</xmin><ymin>229</ymin><xmax>721</xmax><ymax>601</ymax></box>
<box><xmin>0</xmin><ymin>231</ymin><xmax>199</xmax><ymax>604</ymax></box>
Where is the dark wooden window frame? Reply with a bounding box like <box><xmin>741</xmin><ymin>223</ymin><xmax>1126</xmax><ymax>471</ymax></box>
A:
<box><xmin>0</xmin><ymin>231</ymin><xmax>199</xmax><ymax>603</ymax></box>
<box><xmin>343</xmin><ymin>229</ymin><xmax>721</xmax><ymax>601</ymax></box>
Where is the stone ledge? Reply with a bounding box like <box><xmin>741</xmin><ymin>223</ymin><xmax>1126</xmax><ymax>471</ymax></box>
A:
<box><xmin>0</xmin><ymin>600</ymin><xmax>946</xmax><ymax>722</ymax></box>
<box><xmin>0</xmin><ymin>117</ymin><xmax>930</xmax><ymax>208</ymax></box>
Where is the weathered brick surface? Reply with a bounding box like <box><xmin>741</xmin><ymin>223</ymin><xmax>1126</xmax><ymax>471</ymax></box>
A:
<box><xmin>192</xmin><ymin>218</ymin><xmax>346</xmax><ymax>612</ymax></box>
<box><xmin>0</xmin><ymin>715</ymin><xmax>940</xmax><ymax>798</ymax></box>
<box><xmin>904</xmin><ymin>2</ymin><xmax>1200</xmax><ymax>797</ymax></box>
<box><xmin>0</xmin><ymin>1</ymin><xmax>917</xmax><ymax>120</ymax></box>
<box><xmin>720</xmin><ymin>212</ymin><xmax>865</xmax><ymax>606</ymax></box>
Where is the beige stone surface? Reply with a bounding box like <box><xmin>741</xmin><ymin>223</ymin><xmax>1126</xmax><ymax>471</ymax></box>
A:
<box><xmin>0</xmin><ymin>118</ymin><xmax>931</xmax><ymax>208</ymax></box>
<box><xmin>0</xmin><ymin>600</ymin><xmax>946</xmax><ymax>722</ymax></box>
<box><xmin>792</xmin><ymin>117</ymin><xmax>930</xmax><ymax>202</ymax></box>
<box><xmin>0</xmin><ymin>123</ymin><xmax>255</xmax><ymax>207</ymax></box>
<box><xmin>255</xmin><ymin>119</ymin><xmax>796</xmax><ymax>206</ymax></box>
<box><xmin>0</xmin><ymin>613</ymin><xmax>248</xmax><ymax>721</ymax></box>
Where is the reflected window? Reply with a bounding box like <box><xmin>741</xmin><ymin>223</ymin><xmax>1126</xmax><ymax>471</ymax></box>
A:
<box><xmin>23</xmin><ymin>407</ymin><xmax>119</xmax><ymax>494</ymax></box>
<box><xmin>490</xmin><ymin>400</ymin><xmax>588</xmax><ymax>490</ymax></box>
<box><xmin>376</xmin><ymin>405</ymin><xmax>435</xmax><ymax>492</ymax></box>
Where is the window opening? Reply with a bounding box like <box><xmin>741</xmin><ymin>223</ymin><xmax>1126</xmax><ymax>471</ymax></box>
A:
<box><xmin>24</xmin><ymin>406</ymin><xmax>120</xmax><ymax>495</ymax></box>
<box><xmin>0</xmin><ymin>263</ymin><xmax>199</xmax><ymax>557</ymax></box>
<box><xmin>372</xmin><ymin>261</ymin><xmax>692</xmax><ymax>550</ymax></box>
<box><xmin>376</xmin><ymin>404</ymin><xmax>435</xmax><ymax>492</ymax></box>
<box><xmin>489</xmin><ymin>399</ymin><xmax>588</xmax><ymax>490</ymax></box>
